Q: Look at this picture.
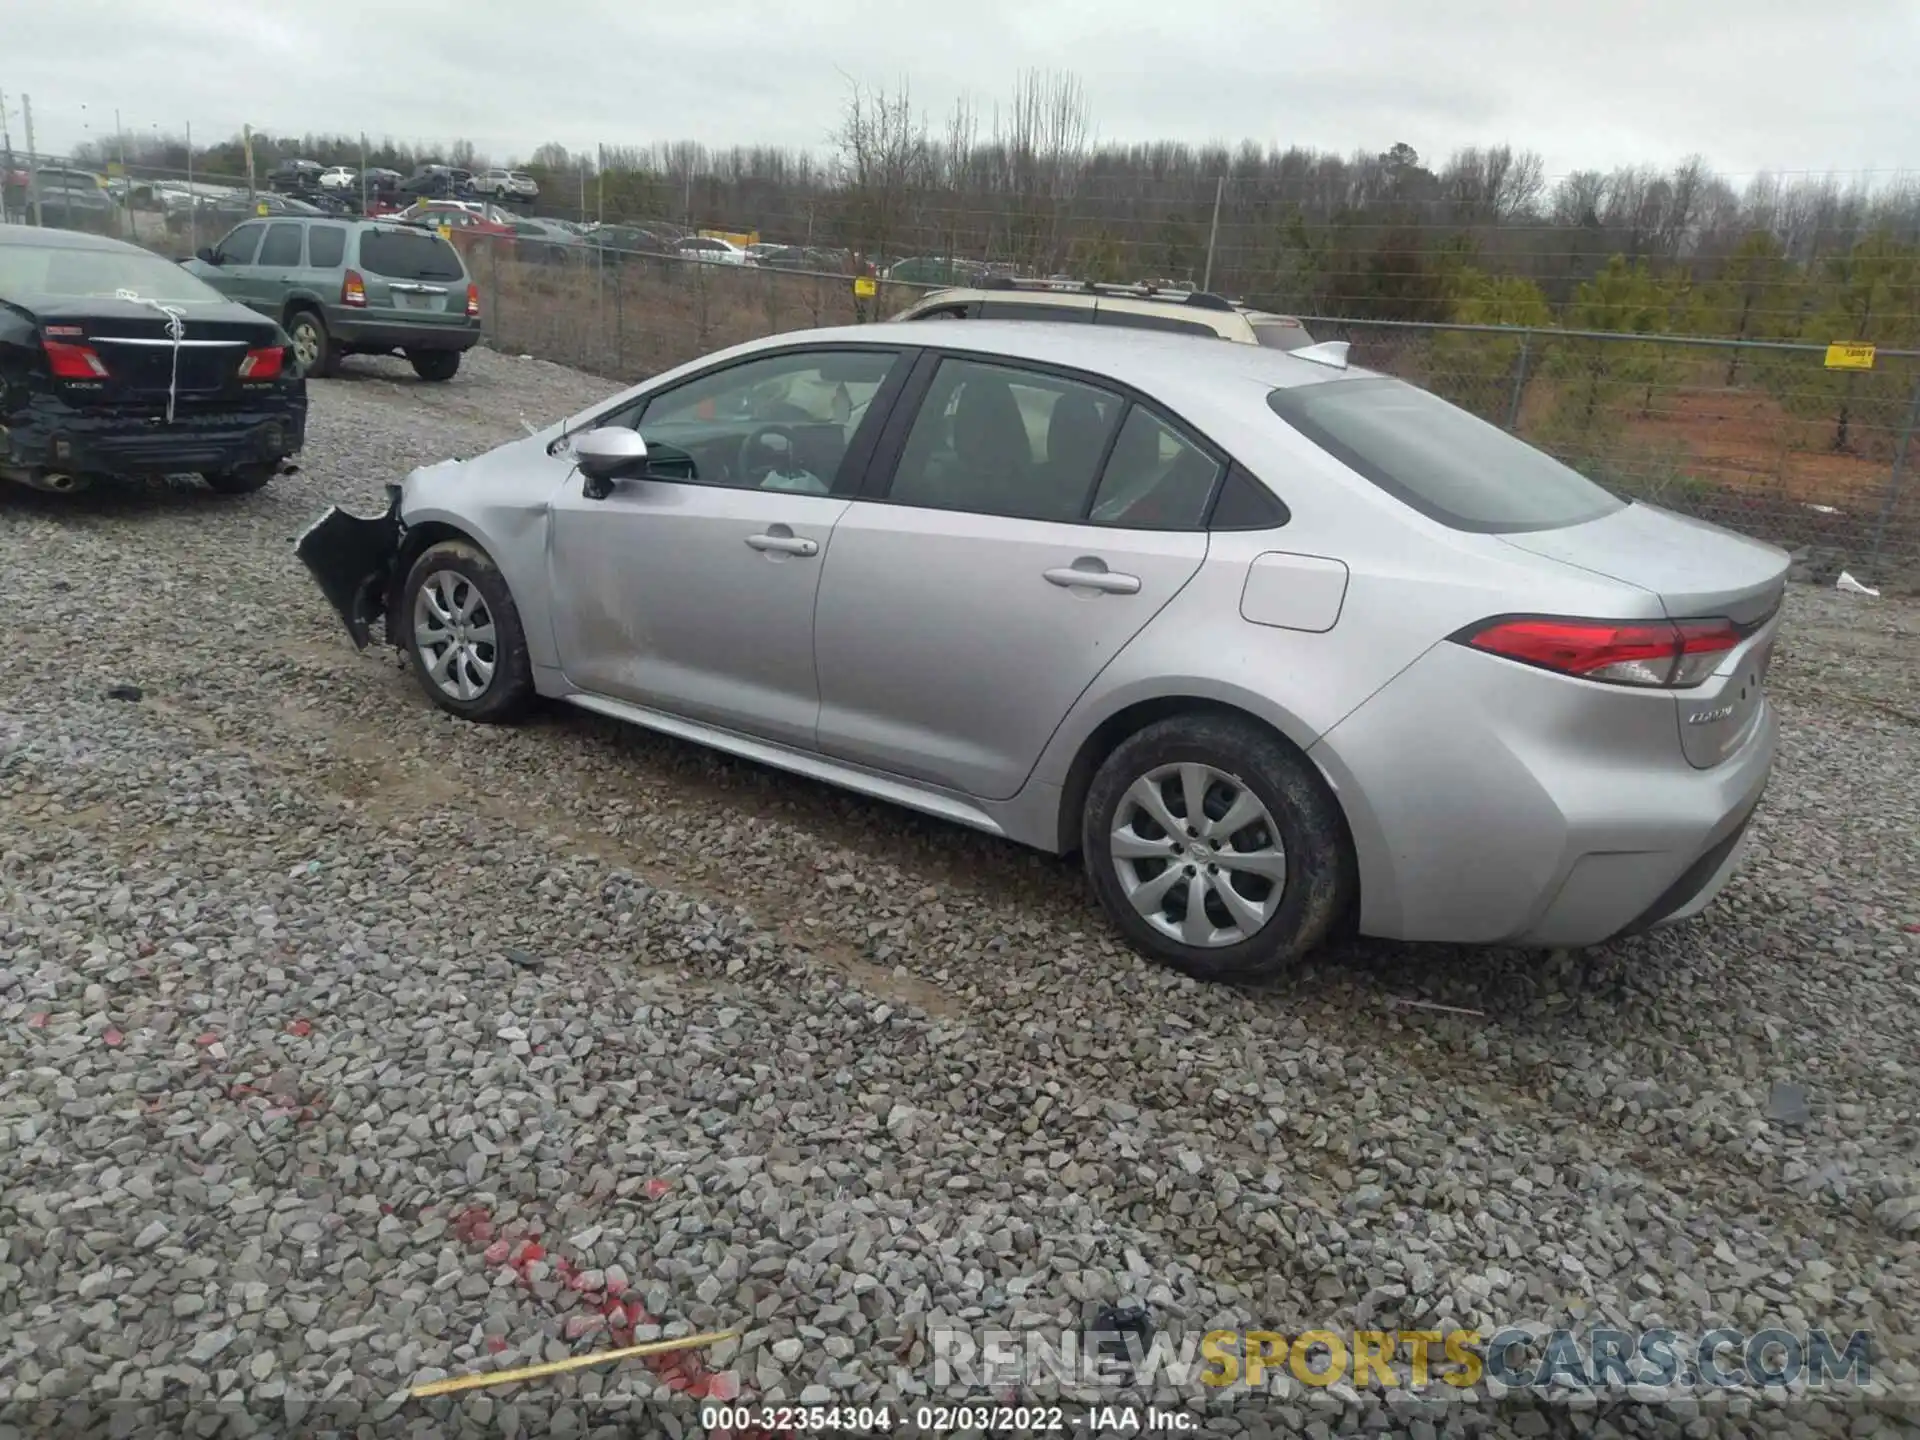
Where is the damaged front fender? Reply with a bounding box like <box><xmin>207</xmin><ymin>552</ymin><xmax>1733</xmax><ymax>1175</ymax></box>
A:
<box><xmin>295</xmin><ymin>484</ymin><xmax>405</xmax><ymax>649</ymax></box>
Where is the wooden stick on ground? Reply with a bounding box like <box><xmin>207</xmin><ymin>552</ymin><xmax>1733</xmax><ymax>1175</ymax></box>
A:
<box><xmin>409</xmin><ymin>1329</ymin><xmax>740</xmax><ymax>1399</ymax></box>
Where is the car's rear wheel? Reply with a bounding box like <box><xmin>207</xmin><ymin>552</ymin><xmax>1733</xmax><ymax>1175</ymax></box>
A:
<box><xmin>286</xmin><ymin>309</ymin><xmax>334</xmax><ymax>378</ymax></box>
<box><xmin>1082</xmin><ymin>713</ymin><xmax>1353</xmax><ymax>982</ymax></box>
<box><xmin>409</xmin><ymin>349</ymin><xmax>461</xmax><ymax>382</ymax></box>
<box><xmin>202</xmin><ymin>464</ymin><xmax>276</xmax><ymax>495</ymax></box>
<box><xmin>399</xmin><ymin>540</ymin><xmax>534</xmax><ymax>723</ymax></box>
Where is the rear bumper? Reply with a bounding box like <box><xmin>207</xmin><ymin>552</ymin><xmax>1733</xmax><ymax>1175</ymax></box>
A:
<box><xmin>3</xmin><ymin>393</ymin><xmax>306</xmax><ymax>477</ymax></box>
<box><xmin>327</xmin><ymin>313</ymin><xmax>481</xmax><ymax>352</ymax></box>
<box><xmin>1311</xmin><ymin>642</ymin><xmax>1778</xmax><ymax>948</ymax></box>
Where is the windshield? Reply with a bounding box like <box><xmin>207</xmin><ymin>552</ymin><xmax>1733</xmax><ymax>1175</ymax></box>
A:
<box><xmin>0</xmin><ymin>241</ymin><xmax>227</xmax><ymax>305</ymax></box>
<box><xmin>1267</xmin><ymin>376</ymin><xmax>1626</xmax><ymax>534</ymax></box>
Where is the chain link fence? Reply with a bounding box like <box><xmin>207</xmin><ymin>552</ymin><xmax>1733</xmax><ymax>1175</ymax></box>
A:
<box><xmin>1295</xmin><ymin>318</ymin><xmax>1920</xmax><ymax>581</ymax></box>
<box><xmin>8</xmin><ymin>148</ymin><xmax>1919</xmax><ymax>582</ymax></box>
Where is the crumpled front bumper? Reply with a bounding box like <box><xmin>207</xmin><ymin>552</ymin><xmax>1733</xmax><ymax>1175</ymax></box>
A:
<box><xmin>294</xmin><ymin>485</ymin><xmax>404</xmax><ymax>649</ymax></box>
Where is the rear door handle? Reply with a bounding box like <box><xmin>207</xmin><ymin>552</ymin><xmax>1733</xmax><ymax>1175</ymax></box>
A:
<box><xmin>746</xmin><ymin>532</ymin><xmax>818</xmax><ymax>557</ymax></box>
<box><xmin>1044</xmin><ymin>564</ymin><xmax>1141</xmax><ymax>595</ymax></box>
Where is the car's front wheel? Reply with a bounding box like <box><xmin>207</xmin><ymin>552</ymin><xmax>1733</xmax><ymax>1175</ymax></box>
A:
<box><xmin>1082</xmin><ymin>713</ymin><xmax>1353</xmax><ymax>982</ymax></box>
<box><xmin>399</xmin><ymin>540</ymin><xmax>534</xmax><ymax>723</ymax></box>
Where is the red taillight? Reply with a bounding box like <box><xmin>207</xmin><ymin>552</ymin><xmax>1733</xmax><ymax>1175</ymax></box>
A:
<box><xmin>342</xmin><ymin>269</ymin><xmax>368</xmax><ymax>307</ymax></box>
<box><xmin>238</xmin><ymin>346</ymin><xmax>286</xmax><ymax>380</ymax></box>
<box><xmin>43</xmin><ymin>338</ymin><xmax>109</xmax><ymax>379</ymax></box>
<box><xmin>465</xmin><ymin>282</ymin><xmax>481</xmax><ymax>319</ymax></box>
<box><xmin>1456</xmin><ymin>615</ymin><xmax>1741</xmax><ymax>689</ymax></box>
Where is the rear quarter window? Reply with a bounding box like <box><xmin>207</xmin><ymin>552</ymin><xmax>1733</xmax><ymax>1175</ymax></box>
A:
<box><xmin>357</xmin><ymin>228</ymin><xmax>466</xmax><ymax>282</ymax></box>
<box><xmin>1266</xmin><ymin>377</ymin><xmax>1625</xmax><ymax>534</ymax></box>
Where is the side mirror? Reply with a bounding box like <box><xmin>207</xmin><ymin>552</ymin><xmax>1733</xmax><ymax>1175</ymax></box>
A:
<box><xmin>196</xmin><ymin>246</ymin><xmax>218</xmax><ymax>265</ymax></box>
<box><xmin>573</xmin><ymin>426</ymin><xmax>649</xmax><ymax>485</ymax></box>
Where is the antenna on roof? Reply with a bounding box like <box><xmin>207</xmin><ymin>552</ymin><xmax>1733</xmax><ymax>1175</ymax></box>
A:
<box><xmin>1292</xmin><ymin>340</ymin><xmax>1351</xmax><ymax>371</ymax></box>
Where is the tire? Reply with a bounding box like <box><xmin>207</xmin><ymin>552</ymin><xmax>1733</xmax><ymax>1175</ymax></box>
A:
<box><xmin>202</xmin><ymin>464</ymin><xmax>276</xmax><ymax>495</ymax></box>
<box><xmin>1082</xmin><ymin>712</ymin><xmax>1354</xmax><ymax>982</ymax></box>
<box><xmin>409</xmin><ymin>349</ymin><xmax>461</xmax><ymax>382</ymax></box>
<box><xmin>399</xmin><ymin>540</ymin><xmax>534</xmax><ymax>723</ymax></box>
<box><xmin>286</xmin><ymin>309</ymin><xmax>335</xmax><ymax>378</ymax></box>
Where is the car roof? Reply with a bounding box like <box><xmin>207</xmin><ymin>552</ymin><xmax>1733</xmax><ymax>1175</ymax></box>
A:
<box><xmin>0</xmin><ymin>223</ymin><xmax>145</xmax><ymax>254</ymax></box>
<box><xmin>744</xmin><ymin>318</ymin><xmax>1358</xmax><ymax>395</ymax></box>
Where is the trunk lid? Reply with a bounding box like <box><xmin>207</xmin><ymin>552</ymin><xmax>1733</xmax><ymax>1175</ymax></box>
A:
<box><xmin>1498</xmin><ymin>502</ymin><xmax>1789</xmax><ymax>624</ymax></box>
<box><xmin>37</xmin><ymin>298</ymin><xmax>280</xmax><ymax>409</ymax></box>
<box><xmin>1499</xmin><ymin>503</ymin><xmax>1789</xmax><ymax>769</ymax></box>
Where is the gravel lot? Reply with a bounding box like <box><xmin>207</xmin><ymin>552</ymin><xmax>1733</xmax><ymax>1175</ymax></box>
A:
<box><xmin>2</xmin><ymin>346</ymin><xmax>1918</xmax><ymax>1439</ymax></box>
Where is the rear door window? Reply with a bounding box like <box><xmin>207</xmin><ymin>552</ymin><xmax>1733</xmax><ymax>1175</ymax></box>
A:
<box><xmin>358</xmin><ymin>228</ymin><xmax>465</xmax><ymax>281</ymax></box>
<box><xmin>257</xmin><ymin>223</ymin><xmax>304</xmax><ymax>267</ymax></box>
<box><xmin>306</xmin><ymin>224</ymin><xmax>347</xmax><ymax>268</ymax></box>
<box><xmin>1267</xmin><ymin>377</ymin><xmax>1626</xmax><ymax>533</ymax></box>
<box><xmin>1088</xmin><ymin>405</ymin><xmax>1224</xmax><ymax>529</ymax></box>
<box><xmin>883</xmin><ymin>357</ymin><xmax>1123</xmax><ymax>522</ymax></box>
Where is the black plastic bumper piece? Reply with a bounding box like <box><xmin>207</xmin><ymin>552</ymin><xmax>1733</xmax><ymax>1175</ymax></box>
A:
<box><xmin>6</xmin><ymin>396</ymin><xmax>306</xmax><ymax>478</ymax></box>
<box><xmin>294</xmin><ymin>486</ymin><xmax>404</xmax><ymax>649</ymax></box>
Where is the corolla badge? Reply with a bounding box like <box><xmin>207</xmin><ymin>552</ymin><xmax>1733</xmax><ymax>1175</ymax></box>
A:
<box><xmin>1686</xmin><ymin>704</ymin><xmax>1736</xmax><ymax>726</ymax></box>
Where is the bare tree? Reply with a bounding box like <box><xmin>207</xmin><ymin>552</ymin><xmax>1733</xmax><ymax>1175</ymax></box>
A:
<box><xmin>830</xmin><ymin>74</ymin><xmax>929</xmax><ymax>266</ymax></box>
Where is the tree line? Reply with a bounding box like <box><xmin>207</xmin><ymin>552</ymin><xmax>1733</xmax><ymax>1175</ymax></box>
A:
<box><xmin>53</xmin><ymin>71</ymin><xmax>1920</xmax><ymax>454</ymax></box>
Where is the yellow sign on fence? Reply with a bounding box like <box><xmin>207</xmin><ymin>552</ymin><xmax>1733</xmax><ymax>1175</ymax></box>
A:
<box><xmin>1825</xmin><ymin>342</ymin><xmax>1876</xmax><ymax>371</ymax></box>
<box><xmin>852</xmin><ymin>276</ymin><xmax>877</xmax><ymax>299</ymax></box>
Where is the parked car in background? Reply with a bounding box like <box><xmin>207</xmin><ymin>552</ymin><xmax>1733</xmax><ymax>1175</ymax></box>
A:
<box><xmin>399</xmin><ymin>202</ymin><xmax>518</xmax><ymax>255</ymax></box>
<box><xmin>589</xmin><ymin>224</ymin><xmax>678</xmax><ymax>263</ymax></box>
<box><xmin>187</xmin><ymin>191</ymin><xmax>330</xmax><ymax>233</ymax></box>
<box><xmin>318</xmin><ymin>166</ymin><xmax>359</xmax><ymax>191</ymax></box>
<box><xmin>755</xmin><ymin>245</ymin><xmax>854</xmax><ymax>274</ymax></box>
<box><xmin>185</xmin><ymin>215</ymin><xmax>481</xmax><ymax>382</ymax></box>
<box><xmin>475</xmin><ymin>169</ymin><xmax>540</xmax><ymax>203</ymax></box>
<box><xmin>884</xmin><ymin>255</ymin><xmax>991</xmax><ymax>287</ymax></box>
<box><xmin>675</xmin><ymin>235</ymin><xmax>747</xmax><ymax>266</ymax></box>
<box><xmin>292</xmin><ymin>319</ymin><xmax>1789</xmax><ymax>979</ymax></box>
<box><xmin>21</xmin><ymin>168</ymin><xmax>120</xmax><ymax>232</ymax></box>
<box><xmin>507</xmin><ymin>217</ymin><xmax>583</xmax><ymax>265</ymax></box>
<box><xmin>267</xmin><ymin>159</ymin><xmax>326</xmax><ymax>196</ymax></box>
<box><xmin>892</xmin><ymin>277</ymin><xmax>1318</xmax><ymax>350</ymax></box>
<box><xmin>400</xmin><ymin>166</ymin><xmax>471</xmax><ymax>201</ymax></box>
<box><xmin>0</xmin><ymin>225</ymin><xmax>305</xmax><ymax>496</ymax></box>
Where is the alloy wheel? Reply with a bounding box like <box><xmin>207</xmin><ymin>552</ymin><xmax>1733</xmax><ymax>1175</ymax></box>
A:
<box><xmin>412</xmin><ymin>569</ymin><xmax>497</xmax><ymax>702</ymax></box>
<box><xmin>1110</xmin><ymin>762</ymin><xmax>1288</xmax><ymax>948</ymax></box>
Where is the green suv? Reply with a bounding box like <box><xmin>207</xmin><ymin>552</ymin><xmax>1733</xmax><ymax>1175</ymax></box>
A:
<box><xmin>184</xmin><ymin>217</ymin><xmax>482</xmax><ymax>381</ymax></box>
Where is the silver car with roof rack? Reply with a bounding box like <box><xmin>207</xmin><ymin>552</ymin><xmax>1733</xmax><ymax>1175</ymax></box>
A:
<box><xmin>892</xmin><ymin>276</ymin><xmax>1318</xmax><ymax>350</ymax></box>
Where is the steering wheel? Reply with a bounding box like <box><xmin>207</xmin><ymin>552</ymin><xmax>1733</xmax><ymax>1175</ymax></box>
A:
<box><xmin>738</xmin><ymin>425</ymin><xmax>798</xmax><ymax>486</ymax></box>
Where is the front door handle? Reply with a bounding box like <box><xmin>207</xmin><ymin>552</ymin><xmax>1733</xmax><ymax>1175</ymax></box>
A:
<box><xmin>1044</xmin><ymin>563</ymin><xmax>1141</xmax><ymax>595</ymax></box>
<box><xmin>746</xmin><ymin>532</ymin><xmax>818</xmax><ymax>557</ymax></box>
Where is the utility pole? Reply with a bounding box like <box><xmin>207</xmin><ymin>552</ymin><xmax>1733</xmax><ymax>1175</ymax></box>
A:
<box><xmin>0</xmin><ymin>87</ymin><xmax>13</xmax><ymax>224</ymax></box>
<box><xmin>185</xmin><ymin>120</ymin><xmax>195</xmax><ymax>252</ymax></box>
<box><xmin>360</xmin><ymin>132</ymin><xmax>369</xmax><ymax>214</ymax></box>
<box><xmin>115</xmin><ymin>107</ymin><xmax>129</xmax><ymax>239</ymax></box>
<box><xmin>22</xmin><ymin>92</ymin><xmax>41</xmax><ymax>226</ymax></box>
<box><xmin>1200</xmin><ymin>175</ymin><xmax>1225</xmax><ymax>293</ymax></box>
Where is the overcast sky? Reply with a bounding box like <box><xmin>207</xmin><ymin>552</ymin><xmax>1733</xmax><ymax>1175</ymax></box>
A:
<box><xmin>7</xmin><ymin>0</ymin><xmax>1917</xmax><ymax>183</ymax></box>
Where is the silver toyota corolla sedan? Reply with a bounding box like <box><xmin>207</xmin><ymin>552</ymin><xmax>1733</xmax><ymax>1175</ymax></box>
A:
<box><xmin>297</xmin><ymin>321</ymin><xmax>1788</xmax><ymax>981</ymax></box>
